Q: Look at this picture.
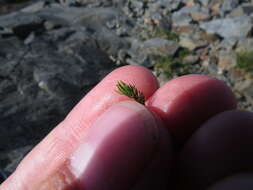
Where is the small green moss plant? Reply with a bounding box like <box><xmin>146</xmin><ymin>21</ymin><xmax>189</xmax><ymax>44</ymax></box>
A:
<box><xmin>155</xmin><ymin>48</ymin><xmax>191</xmax><ymax>78</ymax></box>
<box><xmin>116</xmin><ymin>81</ymin><xmax>145</xmax><ymax>105</ymax></box>
<box><xmin>153</xmin><ymin>28</ymin><xmax>180</xmax><ymax>42</ymax></box>
<box><xmin>155</xmin><ymin>57</ymin><xmax>177</xmax><ymax>78</ymax></box>
<box><xmin>236</xmin><ymin>51</ymin><xmax>253</xmax><ymax>75</ymax></box>
<box><xmin>177</xmin><ymin>48</ymin><xmax>191</xmax><ymax>58</ymax></box>
<box><xmin>140</xmin><ymin>27</ymin><xmax>180</xmax><ymax>42</ymax></box>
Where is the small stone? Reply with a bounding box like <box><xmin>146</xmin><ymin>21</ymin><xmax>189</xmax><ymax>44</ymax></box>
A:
<box><xmin>202</xmin><ymin>57</ymin><xmax>218</xmax><ymax>74</ymax></box>
<box><xmin>221</xmin><ymin>0</ymin><xmax>239</xmax><ymax>13</ymax></box>
<box><xmin>200</xmin><ymin>16</ymin><xmax>253</xmax><ymax>39</ymax></box>
<box><xmin>235</xmin><ymin>80</ymin><xmax>253</xmax><ymax>104</ymax></box>
<box><xmin>179</xmin><ymin>35</ymin><xmax>207</xmax><ymax>51</ymax></box>
<box><xmin>242</xmin><ymin>5</ymin><xmax>253</xmax><ymax>15</ymax></box>
<box><xmin>230</xmin><ymin>4</ymin><xmax>253</xmax><ymax>17</ymax></box>
<box><xmin>199</xmin><ymin>32</ymin><xmax>219</xmax><ymax>43</ymax></box>
<box><xmin>201</xmin><ymin>0</ymin><xmax>211</xmax><ymax>7</ymax></box>
<box><xmin>178</xmin><ymin>4</ymin><xmax>201</xmax><ymax>14</ymax></box>
<box><xmin>172</xmin><ymin>4</ymin><xmax>203</xmax><ymax>26</ymax></box>
<box><xmin>218</xmin><ymin>52</ymin><xmax>237</xmax><ymax>72</ymax></box>
<box><xmin>44</xmin><ymin>21</ymin><xmax>58</xmax><ymax>30</ymax></box>
<box><xmin>208</xmin><ymin>1</ymin><xmax>221</xmax><ymax>16</ymax></box>
<box><xmin>184</xmin><ymin>0</ymin><xmax>195</xmax><ymax>7</ymax></box>
<box><xmin>191</xmin><ymin>12</ymin><xmax>211</xmax><ymax>22</ymax></box>
<box><xmin>24</xmin><ymin>32</ymin><xmax>35</xmax><ymax>45</ymax></box>
<box><xmin>106</xmin><ymin>19</ymin><xmax>117</xmax><ymax>29</ymax></box>
<box><xmin>229</xmin><ymin>68</ymin><xmax>246</xmax><ymax>82</ymax></box>
<box><xmin>218</xmin><ymin>38</ymin><xmax>237</xmax><ymax>51</ymax></box>
<box><xmin>174</xmin><ymin>25</ymin><xmax>196</xmax><ymax>34</ymax></box>
<box><xmin>172</xmin><ymin>12</ymin><xmax>192</xmax><ymax>27</ymax></box>
<box><xmin>183</xmin><ymin>55</ymin><xmax>199</xmax><ymax>65</ymax></box>
<box><xmin>236</xmin><ymin>38</ymin><xmax>253</xmax><ymax>52</ymax></box>
<box><xmin>230</xmin><ymin>6</ymin><xmax>245</xmax><ymax>17</ymax></box>
<box><xmin>21</xmin><ymin>1</ymin><xmax>45</xmax><ymax>13</ymax></box>
<box><xmin>126</xmin><ymin>0</ymin><xmax>145</xmax><ymax>17</ymax></box>
<box><xmin>116</xmin><ymin>27</ymin><xmax>129</xmax><ymax>37</ymax></box>
<box><xmin>140</xmin><ymin>38</ymin><xmax>179</xmax><ymax>57</ymax></box>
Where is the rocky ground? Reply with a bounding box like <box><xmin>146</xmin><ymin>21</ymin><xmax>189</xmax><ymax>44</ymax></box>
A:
<box><xmin>0</xmin><ymin>0</ymin><xmax>253</xmax><ymax>182</ymax></box>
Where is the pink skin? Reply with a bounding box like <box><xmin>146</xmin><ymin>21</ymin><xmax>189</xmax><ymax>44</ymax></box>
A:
<box><xmin>1</xmin><ymin>65</ymin><xmax>249</xmax><ymax>190</ymax></box>
<box><xmin>71</xmin><ymin>102</ymin><xmax>172</xmax><ymax>190</ymax></box>
<box><xmin>1</xmin><ymin>65</ymin><xmax>160</xmax><ymax>189</ymax></box>
<box><xmin>146</xmin><ymin>75</ymin><xmax>237</xmax><ymax>146</ymax></box>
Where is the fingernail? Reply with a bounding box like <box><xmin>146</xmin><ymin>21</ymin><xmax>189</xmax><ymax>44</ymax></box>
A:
<box><xmin>69</xmin><ymin>101</ymin><xmax>159</xmax><ymax>190</ymax></box>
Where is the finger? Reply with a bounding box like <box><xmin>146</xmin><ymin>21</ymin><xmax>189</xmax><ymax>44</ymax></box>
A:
<box><xmin>176</xmin><ymin>110</ymin><xmax>253</xmax><ymax>190</ymax></box>
<box><xmin>39</xmin><ymin>101</ymin><xmax>172</xmax><ymax>189</ymax></box>
<box><xmin>146</xmin><ymin>74</ymin><xmax>236</xmax><ymax>146</ymax></box>
<box><xmin>132</xmin><ymin>111</ymin><xmax>173</xmax><ymax>190</ymax></box>
<box><xmin>207</xmin><ymin>173</ymin><xmax>253</xmax><ymax>190</ymax></box>
<box><xmin>1</xmin><ymin>65</ymin><xmax>159</xmax><ymax>190</ymax></box>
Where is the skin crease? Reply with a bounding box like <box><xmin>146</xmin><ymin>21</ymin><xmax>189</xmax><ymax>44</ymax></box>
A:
<box><xmin>1</xmin><ymin>66</ymin><xmax>248</xmax><ymax>190</ymax></box>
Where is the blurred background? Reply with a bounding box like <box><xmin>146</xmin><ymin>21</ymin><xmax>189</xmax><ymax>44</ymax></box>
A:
<box><xmin>0</xmin><ymin>0</ymin><xmax>252</xmax><ymax>183</ymax></box>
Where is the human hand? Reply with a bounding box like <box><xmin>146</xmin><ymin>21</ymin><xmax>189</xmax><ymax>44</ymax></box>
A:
<box><xmin>1</xmin><ymin>65</ymin><xmax>252</xmax><ymax>190</ymax></box>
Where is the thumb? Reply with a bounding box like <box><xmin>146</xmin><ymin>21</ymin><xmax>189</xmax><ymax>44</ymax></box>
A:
<box><xmin>1</xmin><ymin>101</ymin><xmax>172</xmax><ymax>190</ymax></box>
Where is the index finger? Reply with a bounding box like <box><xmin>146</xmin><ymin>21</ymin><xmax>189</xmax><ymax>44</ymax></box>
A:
<box><xmin>1</xmin><ymin>65</ymin><xmax>159</xmax><ymax>190</ymax></box>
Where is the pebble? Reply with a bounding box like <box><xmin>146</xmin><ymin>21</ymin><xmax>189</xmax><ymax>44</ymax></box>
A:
<box><xmin>200</xmin><ymin>16</ymin><xmax>253</xmax><ymax>39</ymax></box>
<box><xmin>179</xmin><ymin>35</ymin><xmax>207</xmax><ymax>51</ymax></box>
<box><xmin>141</xmin><ymin>38</ymin><xmax>179</xmax><ymax>57</ymax></box>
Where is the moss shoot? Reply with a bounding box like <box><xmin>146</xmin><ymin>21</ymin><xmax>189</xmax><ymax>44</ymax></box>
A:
<box><xmin>236</xmin><ymin>51</ymin><xmax>253</xmax><ymax>75</ymax></box>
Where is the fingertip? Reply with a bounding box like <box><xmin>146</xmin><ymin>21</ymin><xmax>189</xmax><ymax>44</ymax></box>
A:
<box><xmin>65</xmin><ymin>65</ymin><xmax>159</xmax><ymax>131</ymax></box>
<box><xmin>105</xmin><ymin>65</ymin><xmax>159</xmax><ymax>99</ymax></box>
<box><xmin>146</xmin><ymin>74</ymin><xmax>236</xmax><ymax>146</ymax></box>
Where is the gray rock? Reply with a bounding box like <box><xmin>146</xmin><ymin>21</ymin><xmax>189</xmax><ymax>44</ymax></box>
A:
<box><xmin>218</xmin><ymin>38</ymin><xmax>237</xmax><ymax>51</ymax></box>
<box><xmin>201</xmin><ymin>0</ymin><xmax>211</xmax><ymax>7</ymax></box>
<box><xmin>178</xmin><ymin>4</ymin><xmax>201</xmax><ymax>14</ymax></box>
<box><xmin>221</xmin><ymin>0</ymin><xmax>239</xmax><ymax>13</ymax></box>
<box><xmin>217</xmin><ymin>52</ymin><xmax>237</xmax><ymax>72</ymax></box>
<box><xmin>229</xmin><ymin>6</ymin><xmax>245</xmax><ymax>17</ymax></box>
<box><xmin>172</xmin><ymin>12</ymin><xmax>192</xmax><ymax>26</ymax></box>
<box><xmin>200</xmin><ymin>16</ymin><xmax>253</xmax><ymax>39</ymax></box>
<box><xmin>140</xmin><ymin>38</ymin><xmax>179</xmax><ymax>57</ymax></box>
<box><xmin>0</xmin><ymin>146</ymin><xmax>33</xmax><ymax>176</ymax></box>
<box><xmin>128</xmin><ymin>37</ymin><xmax>179</xmax><ymax>67</ymax></box>
<box><xmin>202</xmin><ymin>58</ymin><xmax>218</xmax><ymax>75</ymax></box>
<box><xmin>0</xmin><ymin>5</ymin><xmax>120</xmax><ymax>181</ymax></box>
<box><xmin>236</xmin><ymin>38</ymin><xmax>253</xmax><ymax>52</ymax></box>
<box><xmin>21</xmin><ymin>1</ymin><xmax>45</xmax><ymax>13</ymax></box>
<box><xmin>230</xmin><ymin>4</ymin><xmax>253</xmax><ymax>17</ymax></box>
<box><xmin>182</xmin><ymin>55</ymin><xmax>199</xmax><ymax>65</ymax></box>
<box><xmin>123</xmin><ymin>0</ymin><xmax>145</xmax><ymax>18</ymax></box>
<box><xmin>179</xmin><ymin>35</ymin><xmax>208</xmax><ymax>50</ymax></box>
<box><xmin>172</xmin><ymin>4</ymin><xmax>202</xmax><ymax>26</ymax></box>
<box><xmin>242</xmin><ymin>5</ymin><xmax>253</xmax><ymax>15</ymax></box>
<box><xmin>190</xmin><ymin>10</ymin><xmax>211</xmax><ymax>22</ymax></box>
<box><xmin>235</xmin><ymin>80</ymin><xmax>253</xmax><ymax>105</ymax></box>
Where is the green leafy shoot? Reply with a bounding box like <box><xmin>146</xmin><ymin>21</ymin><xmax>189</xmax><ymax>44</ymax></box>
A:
<box><xmin>116</xmin><ymin>81</ymin><xmax>145</xmax><ymax>105</ymax></box>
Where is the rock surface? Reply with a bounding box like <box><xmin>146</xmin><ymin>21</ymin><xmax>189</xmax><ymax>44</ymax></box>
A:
<box><xmin>0</xmin><ymin>0</ymin><xmax>253</xmax><ymax>183</ymax></box>
<box><xmin>200</xmin><ymin>16</ymin><xmax>253</xmax><ymax>39</ymax></box>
